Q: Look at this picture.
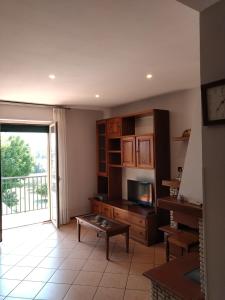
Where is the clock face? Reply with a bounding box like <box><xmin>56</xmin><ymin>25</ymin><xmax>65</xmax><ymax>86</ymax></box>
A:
<box><xmin>207</xmin><ymin>84</ymin><xmax>225</xmax><ymax>121</ymax></box>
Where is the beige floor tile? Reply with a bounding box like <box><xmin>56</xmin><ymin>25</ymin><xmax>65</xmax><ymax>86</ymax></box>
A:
<box><xmin>59</xmin><ymin>258</ymin><xmax>86</xmax><ymax>270</ymax></box>
<box><xmin>38</xmin><ymin>257</ymin><xmax>65</xmax><ymax>269</ymax></box>
<box><xmin>63</xmin><ymin>285</ymin><xmax>97</xmax><ymax>300</ymax></box>
<box><xmin>16</xmin><ymin>256</ymin><xmax>44</xmax><ymax>267</ymax></box>
<box><xmin>8</xmin><ymin>280</ymin><xmax>45</xmax><ymax>298</ymax></box>
<box><xmin>0</xmin><ymin>255</ymin><xmax>23</xmax><ymax>266</ymax></box>
<box><xmin>126</xmin><ymin>275</ymin><xmax>150</xmax><ymax>291</ymax></box>
<box><xmin>82</xmin><ymin>259</ymin><xmax>107</xmax><ymax>272</ymax></box>
<box><xmin>49</xmin><ymin>269</ymin><xmax>79</xmax><ymax>284</ymax></box>
<box><xmin>99</xmin><ymin>273</ymin><xmax>127</xmax><ymax>289</ymax></box>
<box><xmin>59</xmin><ymin>240</ymin><xmax>78</xmax><ymax>249</ymax></box>
<box><xmin>69</xmin><ymin>249</ymin><xmax>92</xmax><ymax>259</ymax></box>
<box><xmin>25</xmin><ymin>267</ymin><xmax>56</xmax><ymax>282</ymax></box>
<box><xmin>48</xmin><ymin>248</ymin><xmax>73</xmax><ymax>258</ymax></box>
<box><xmin>105</xmin><ymin>261</ymin><xmax>130</xmax><ymax>274</ymax></box>
<box><xmin>124</xmin><ymin>289</ymin><xmax>151</xmax><ymax>300</ymax></box>
<box><xmin>154</xmin><ymin>251</ymin><xmax>166</xmax><ymax>265</ymax></box>
<box><xmin>110</xmin><ymin>251</ymin><xmax>133</xmax><ymax>262</ymax></box>
<box><xmin>134</xmin><ymin>245</ymin><xmax>155</xmax><ymax>255</ymax></box>
<box><xmin>2</xmin><ymin>266</ymin><xmax>33</xmax><ymax>280</ymax></box>
<box><xmin>94</xmin><ymin>287</ymin><xmax>124</xmax><ymax>300</ymax></box>
<box><xmin>74</xmin><ymin>271</ymin><xmax>102</xmax><ymax>286</ymax></box>
<box><xmin>5</xmin><ymin>297</ymin><xmax>32</xmax><ymax>300</ymax></box>
<box><xmin>0</xmin><ymin>265</ymin><xmax>12</xmax><ymax>276</ymax></box>
<box><xmin>41</xmin><ymin>240</ymin><xmax>59</xmax><ymax>248</ymax></box>
<box><xmin>75</xmin><ymin>242</ymin><xmax>96</xmax><ymax>252</ymax></box>
<box><xmin>132</xmin><ymin>254</ymin><xmax>154</xmax><ymax>264</ymax></box>
<box><xmin>89</xmin><ymin>249</ymin><xmax>107</xmax><ymax>261</ymax></box>
<box><xmin>35</xmin><ymin>282</ymin><xmax>70</xmax><ymax>300</ymax></box>
<box><xmin>0</xmin><ymin>279</ymin><xmax>20</xmax><ymax>296</ymax></box>
<box><xmin>130</xmin><ymin>263</ymin><xmax>154</xmax><ymax>275</ymax></box>
<box><xmin>29</xmin><ymin>247</ymin><xmax>53</xmax><ymax>257</ymax></box>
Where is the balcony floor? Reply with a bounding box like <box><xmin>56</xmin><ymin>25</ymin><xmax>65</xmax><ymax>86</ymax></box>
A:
<box><xmin>2</xmin><ymin>209</ymin><xmax>50</xmax><ymax>229</ymax></box>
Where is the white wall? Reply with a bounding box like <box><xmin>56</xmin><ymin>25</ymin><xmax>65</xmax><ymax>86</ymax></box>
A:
<box><xmin>0</xmin><ymin>103</ymin><xmax>53</xmax><ymax>122</ymax></box>
<box><xmin>179</xmin><ymin>89</ymin><xmax>203</xmax><ymax>204</ymax></box>
<box><xmin>111</xmin><ymin>88</ymin><xmax>201</xmax><ymax>197</ymax></box>
<box><xmin>200</xmin><ymin>1</ymin><xmax>225</xmax><ymax>298</ymax></box>
<box><xmin>66</xmin><ymin>109</ymin><xmax>103</xmax><ymax>217</ymax></box>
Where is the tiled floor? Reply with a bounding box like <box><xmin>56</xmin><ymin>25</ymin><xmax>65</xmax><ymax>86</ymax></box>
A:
<box><xmin>0</xmin><ymin>221</ymin><xmax>166</xmax><ymax>300</ymax></box>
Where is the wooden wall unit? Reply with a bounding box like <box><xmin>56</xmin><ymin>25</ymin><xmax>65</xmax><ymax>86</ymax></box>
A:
<box><xmin>94</xmin><ymin>109</ymin><xmax>171</xmax><ymax>245</ymax></box>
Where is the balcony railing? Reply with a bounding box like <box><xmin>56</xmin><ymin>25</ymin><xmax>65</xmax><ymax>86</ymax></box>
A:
<box><xmin>2</xmin><ymin>174</ymin><xmax>48</xmax><ymax>215</ymax></box>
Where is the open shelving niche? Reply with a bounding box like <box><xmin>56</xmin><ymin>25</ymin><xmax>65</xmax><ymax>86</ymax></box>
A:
<box><xmin>96</xmin><ymin>109</ymin><xmax>170</xmax><ymax>210</ymax></box>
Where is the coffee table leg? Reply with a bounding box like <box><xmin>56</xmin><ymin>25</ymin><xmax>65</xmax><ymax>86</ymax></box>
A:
<box><xmin>126</xmin><ymin>229</ymin><xmax>129</xmax><ymax>253</ymax></box>
<box><xmin>106</xmin><ymin>235</ymin><xmax>109</xmax><ymax>260</ymax></box>
<box><xmin>77</xmin><ymin>220</ymin><xmax>81</xmax><ymax>242</ymax></box>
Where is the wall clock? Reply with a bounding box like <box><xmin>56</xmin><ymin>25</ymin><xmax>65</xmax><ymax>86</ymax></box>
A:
<box><xmin>202</xmin><ymin>78</ymin><xmax>225</xmax><ymax>125</ymax></box>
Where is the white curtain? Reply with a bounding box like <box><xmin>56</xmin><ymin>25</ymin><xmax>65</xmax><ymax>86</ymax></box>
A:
<box><xmin>53</xmin><ymin>108</ymin><xmax>69</xmax><ymax>225</ymax></box>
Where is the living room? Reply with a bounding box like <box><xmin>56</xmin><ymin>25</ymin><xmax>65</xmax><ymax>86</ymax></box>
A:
<box><xmin>0</xmin><ymin>1</ymin><xmax>224</xmax><ymax>299</ymax></box>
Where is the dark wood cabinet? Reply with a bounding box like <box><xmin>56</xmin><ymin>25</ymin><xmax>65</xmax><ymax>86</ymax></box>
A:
<box><xmin>107</xmin><ymin>118</ymin><xmax>122</xmax><ymax>137</ymax></box>
<box><xmin>101</xmin><ymin>203</ymin><xmax>114</xmax><ymax>219</ymax></box>
<box><xmin>122</xmin><ymin>136</ymin><xmax>136</xmax><ymax>167</ymax></box>
<box><xmin>136</xmin><ymin>135</ymin><xmax>154</xmax><ymax>169</ymax></box>
<box><xmin>90</xmin><ymin>198</ymin><xmax>157</xmax><ymax>245</ymax></box>
<box><xmin>96</xmin><ymin>120</ymin><xmax>107</xmax><ymax>176</ymax></box>
<box><xmin>91</xmin><ymin>199</ymin><xmax>102</xmax><ymax>214</ymax></box>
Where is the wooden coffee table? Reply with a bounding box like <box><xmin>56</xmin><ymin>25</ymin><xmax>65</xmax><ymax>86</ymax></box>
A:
<box><xmin>76</xmin><ymin>214</ymin><xmax>130</xmax><ymax>260</ymax></box>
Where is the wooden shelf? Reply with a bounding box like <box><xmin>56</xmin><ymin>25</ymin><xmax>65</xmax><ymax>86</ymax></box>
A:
<box><xmin>162</xmin><ymin>179</ymin><xmax>180</xmax><ymax>188</ymax></box>
<box><xmin>108</xmin><ymin>164</ymin><xmax>122</xmax><ymax>168</ymax></box>
<box><xmin>173</xmin><ymin>136</ymin><xmax>189</xmax><ymax>142</ymax></box>
<box><xmin>108</xmin><ymin>150</ymin><xmax>121</xmax><ymax>153</ymax></box>
<box><xmin>157</xmin><ymin>197</ymin><xmax>202</xmax><ymax>218</ymax></box>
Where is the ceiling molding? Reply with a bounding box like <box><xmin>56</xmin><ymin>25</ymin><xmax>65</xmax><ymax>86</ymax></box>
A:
<box><xmin>177</xmin><ymin>0</ymin><xmax>220</xmax><ymax>12</ymax></box>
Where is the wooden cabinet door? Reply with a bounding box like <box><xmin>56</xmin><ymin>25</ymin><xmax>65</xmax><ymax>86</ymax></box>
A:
<box><xmin>122</xmin><ymin>136</ymin><xmax>136</xmax><ymax>167</ymax></box>
<box><xmin>136</xmin><ymin>135</ymin><xmax>154</xmax><ymax>169</ymax></box>
<box><xmin>91</xmin><ymin>200</ymin><xmax>102</xmax><ymax>214</ymax></box>
<box><xmin>101</xmin><ymin>203</ymin><xmax>113</xmax><ymax>218</ymax></box>
<box><xmin>107</xmin><ymin>118</ymin><xmax>122</xmax><ymax>137</ymax></box>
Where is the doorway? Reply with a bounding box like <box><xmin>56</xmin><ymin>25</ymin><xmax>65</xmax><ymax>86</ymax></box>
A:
<box><xmin>0</xmin><ymin>123</ymin><xmax>59</xmax><ymax>233</ymax></box>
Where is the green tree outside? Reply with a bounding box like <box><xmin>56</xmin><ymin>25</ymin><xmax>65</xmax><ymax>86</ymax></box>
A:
<box><xmin>1</xmin><ymin>136</ymin><xmax>34</xmax><ymax>177</ymax></box>
<box><xmin>1</xmin><ymin>136</ymin><xmax>34</xmax><ymax>208</ymax></box>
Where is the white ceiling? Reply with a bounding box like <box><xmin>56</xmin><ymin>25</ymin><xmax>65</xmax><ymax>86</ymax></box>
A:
<box><xmin>0</xmin><ymin>0</ymin><xmax>200</xmax><ymax>108</ymax></box>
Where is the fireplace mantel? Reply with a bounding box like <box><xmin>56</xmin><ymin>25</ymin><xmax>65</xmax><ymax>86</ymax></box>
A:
<box><xmin>157</xmin><ymin>197</ymin><xmax>202</xmax><ymax>218</ymax></box>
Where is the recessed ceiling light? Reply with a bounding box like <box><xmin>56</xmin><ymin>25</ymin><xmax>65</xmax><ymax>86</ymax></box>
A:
<box><xmin>95</xmin><ymin>94</ymin><xmax>100</xmax><ymax>98</ymax></box>
<box><xmin>48</xmin><ymin>74</ymin><xmax>56</xmax><ymax>80</ymax></box>
<box><xmin>146</xmin><ymin>74</ymin><xmax>153</xmax><ymax>79</ymax></box>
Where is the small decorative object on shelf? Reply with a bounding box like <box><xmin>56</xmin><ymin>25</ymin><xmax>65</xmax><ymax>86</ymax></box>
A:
<box><xmin>176</xmin><ymin>166</ymin><xmax>183</xmax><ymax>181</ymax></box>
<box><xmin>170</xmin><ymin>167</ymin><xmax>183</xmax><ymax>197</ymax></box>
<box><xmin>173</xmin><ymin>129</ymin><xmax>191</xmax><ymax>141</ymax></box>
<box><xmin>170</xmin><ymin>186</ymin><xmax>178</xmax><ymax>197</ymax></box>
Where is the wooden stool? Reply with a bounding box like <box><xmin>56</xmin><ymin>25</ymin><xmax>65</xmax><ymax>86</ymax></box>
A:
<box><xmin>167</xmin><ymin>231</ymin><xmax>199</xmax><ymax>261</ymax></box>
<box><xmin>159</xmin><ymin>225</ymin><xmax>181</xmax><ymax>262</ymax></box>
